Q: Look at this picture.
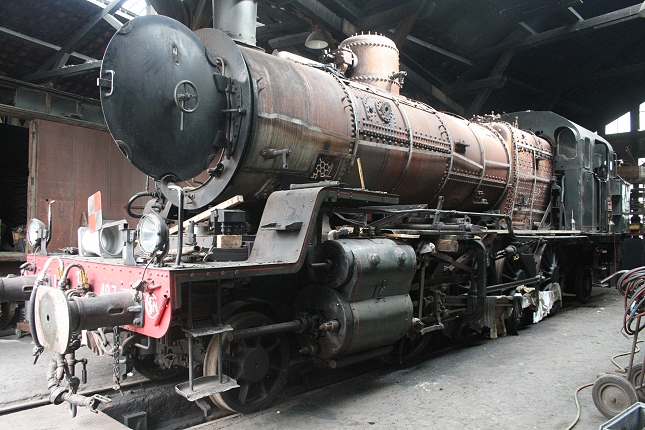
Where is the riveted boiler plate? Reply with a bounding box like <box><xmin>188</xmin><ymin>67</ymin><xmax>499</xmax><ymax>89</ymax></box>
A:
<box><xmin>100</xmin><ymin>15</ymin><xmax>226</xmax><ymax>182</ymax></box>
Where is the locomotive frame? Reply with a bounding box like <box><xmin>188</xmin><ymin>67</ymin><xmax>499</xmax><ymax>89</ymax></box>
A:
<box><xmin>1</xmin><ymin>13</ymin><xmax>632</xmax><ymax>416</ymax></box>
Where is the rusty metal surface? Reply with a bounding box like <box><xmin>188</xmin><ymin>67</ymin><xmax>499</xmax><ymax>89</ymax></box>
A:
<box><xmin>492</xmin><ymin>122</ymin><xmax>554</xmax><ymax>227</ymax></box>
<box><xmin>97</xmin><ymin>24</ymin><xmax>552</xmax><ymax>220</ymax></box>
<box><xmin>222</xmin><ymin>46</ymin><xmax>519</xmax><ymax>213</ymax></box>
<box><xmin>340</xmin><ymin>34</ymin><xmax>401</xmax><ymax>95</ymax></box>
<box><xmin>31</xmin><ymin>119</ymin><xmax>148</xmax><ymax>251</ymax></box>
<box><xmin>212</xmin><ymin>44</ymin><xmax>355</xmax><ymax>202</ymax></box>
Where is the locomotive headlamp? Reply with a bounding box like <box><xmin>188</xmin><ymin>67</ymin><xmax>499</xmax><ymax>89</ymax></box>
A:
<box><xmin>27</xmin><ymin>218</ymin><xmax>47</xmax><ymax>247</ymax></box>
<box><xmin>137</xmin><ymin>214</ymin><xmax>168</xmax><ymax>255</ymax></box>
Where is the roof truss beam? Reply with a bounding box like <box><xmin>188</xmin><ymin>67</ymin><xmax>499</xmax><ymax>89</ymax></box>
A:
<box><xmin>290</xmin><ymin>0</ymin><xmax>357</xmax><ymax>36</ymax></box>
<box><xmin>23</xmin><ymin>61</ymin><xmax>102</xmax><ymax>82</ymax></box>
<box><xmin>444</xmin><ymin>76</ymin><xmax>507</xmax><ymax>96</ymax></box>
<box><xmin>400</xmin><ymin>63</ymin><xmax>465</xmax><ymax>115</ymax></box>
<box><xmin>391</xmin><ymin>0</ymin><xmax>427</xmax><ymax>49</ymax></box>
<box><xmin>257</xmin><ymin>21</ymin><xmax>308</xmax><ymax>41</ymax></box>
<box><xmin>268</xmin><ymin>32</ymin><xmax>309</xmax><ymax>49</ymax></box>
<box><xmin>404</xmin><ymin>34</ymin><xmax>472</xmax><ymax>66</ymax></box>
<box><xmin>38</xmin><ymin>0</ymin><xmax>127</xmax><ymax>72</ymax></box>
<box><xmin>466</xmin><ymin>50</ymin><xmax>515</xmax><ymax>117</ymax></box>
<box><xmin>0</xmin><ymin>26</ymin><xmax>98</xmax><ymax>63</ymax></box>
<box><xmin>321</xmin><ymin>0</ymin><xmax>364</xmax><ymax>21</ymax></box>
<box><xmin>355</xmin><ymin>0</ymin><xmax>425</xmax><ymax>32</ymax></box>
<box><xmin>476</xmin><ymin>4</ymin><xmax>642</xmax><ymax>59</ymax></box>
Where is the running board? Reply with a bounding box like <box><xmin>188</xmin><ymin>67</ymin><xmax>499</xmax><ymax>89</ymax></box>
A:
<box><xmin>175</xmin><ymin>375</ymin><xmax>239</xmax><ymax>401</ymax></box>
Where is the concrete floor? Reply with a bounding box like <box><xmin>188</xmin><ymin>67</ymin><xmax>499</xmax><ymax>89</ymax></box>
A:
<box><xmin>0</xmin><ymin>332</ymin><xmax>144</xmax><ymax>410</ymax></box>
<box><xmin>193</xmin><ymin>289</ymin><xmax>635</xmax><ymax>430</ymax></box>
<box><xmin>0</xmin><ymin>288</ymin><xmax>637</xmax><ymax>429</ymax></box>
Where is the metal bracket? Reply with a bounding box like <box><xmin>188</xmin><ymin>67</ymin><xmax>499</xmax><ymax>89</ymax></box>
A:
<box><xmin>260</xmin><ymin>221</ymin><xmax>303</xmax><ymax>232</ymax></box>
<box><xmin>120</xmin><ymin>226</ymin><xmax>137</xmax><ymax>266</ymax></box>
<box><xmin>261</xmin><ymin>148</ymin><xmax>292</xmax><ymax>169</ymax></box>
<box><xmin>473</xmin><ymin>190</ymin><xmax>489</xmax><ymax>205</ymax></box>
<box><xmin>455</xmin><ymin>140</ymin><xmax>469</xmax><ymax>154</ymax></box>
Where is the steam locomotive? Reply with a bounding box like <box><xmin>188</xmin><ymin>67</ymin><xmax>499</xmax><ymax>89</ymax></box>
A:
<box><xmin>1</xmin><ymin>14</ymin><xmax>630</xmax><ymax>415</ymax></box>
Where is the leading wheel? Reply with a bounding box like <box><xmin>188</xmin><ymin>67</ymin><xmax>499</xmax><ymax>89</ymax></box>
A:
<box><xmin>592</xmin><ymin>374</ymin><xmax>638</xmax><ymax>418</ymax></box>
<box><xmin>204</xmin><ymin>311</ymin><xmax>290</xmax><ymax>413</ymax></box>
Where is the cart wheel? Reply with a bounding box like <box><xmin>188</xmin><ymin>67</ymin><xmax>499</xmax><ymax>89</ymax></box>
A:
<box><xmin>629</xmin><ymin>364</ymin><xmax>645</xmax><ymax>402</ymax></box>
<box><xmin>592</xmin><ymin>374</ymin><xmax>638</xmax><ymax>418</ymax></box>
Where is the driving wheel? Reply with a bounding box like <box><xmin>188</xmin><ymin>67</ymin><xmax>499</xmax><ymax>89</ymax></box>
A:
<box><xmin>204</xmin><ymin>311</ymin><xmax>290</xmax><ymax>413</ymax></box>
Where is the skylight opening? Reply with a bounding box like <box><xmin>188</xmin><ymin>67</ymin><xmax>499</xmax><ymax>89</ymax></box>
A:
<box><xmin>122</xmin><ymin>0</ymin><xmax>149</xmax><ymax>17</ymax></box>
<box><xmin>605</xmin><ymin>112</ymin><xmax>631</xmax><ymax>135</ymax></box>
<box><xmin>85</xmin><ymin>0</ymin><xmax>152</xmax><ymax>19</ymax></box>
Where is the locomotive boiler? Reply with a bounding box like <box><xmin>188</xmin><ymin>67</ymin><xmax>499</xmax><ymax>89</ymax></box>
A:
<box><xmin>1</xmin><ymin>12</ymin><xmax>631</xmax><ymax>416</ymax></box>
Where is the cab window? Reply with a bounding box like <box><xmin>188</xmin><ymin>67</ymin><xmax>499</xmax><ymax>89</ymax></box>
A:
<box><xmin>556</xmin><ymin>127</ymin><xmax>577</xmax><ymax>160</ymax></box>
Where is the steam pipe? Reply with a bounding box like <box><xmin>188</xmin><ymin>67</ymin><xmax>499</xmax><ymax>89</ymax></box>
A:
<box><xmin>126</xmin><ymin>191</ymin><xmax>155</xmax><ymax>219</ymax></box>
<box><xmin>167</xmin><ymin>185</ymin><xmax>185</xmax><ymax>267</ymax></box>
<box><xmin>46</xmin><ymin>354</ymin><xmax>107</xmax><ymax>412</ymax></box>
<box><xmin>58</xmin><ymin>263</ymin><xmax>85</xmax><ymax>289</ymax></box>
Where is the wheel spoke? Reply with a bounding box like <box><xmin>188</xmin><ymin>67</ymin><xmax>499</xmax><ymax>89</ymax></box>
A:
<box><xmin>233</xmin><ymin>365</ymin><xmax>244</xmax><ymax>380</ymax></box>
<box><xmin>223</xmin><ymin>355</ymin><xmax>242</xmax><ymax>364</ymax></box>
<box><xmin>259</xmin><ymin>379</ymin><xmax>268</xmax><ymax>397</ymax></box>
<box><xmin>252</xmin><ymin>336</ymin><xmax>262</xmax><ymax>349</ymax></box>
<box><xmin>265</xmin><ymin>340</ymin><xmax>279</xmax><ymax>353</ymax></box>
<box><xmin>237</xmin><ymin>382</ymin><xmax>250</xmax><ymax>404</ymax></box>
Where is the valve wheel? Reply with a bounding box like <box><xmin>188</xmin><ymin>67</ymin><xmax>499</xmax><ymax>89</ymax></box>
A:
<box><xmin>204</xmin><ymin>311</ymin><xmax>290</xmax><ymax>413</ymax></box>
<box><xmin>592</xmin><ymin>373</ymin><xmax>638</xmax><ymax>418</ymax></box>
<box><xmin>174</xmin><ymin>80</ymin><xmax>199</xmax><ymax>113</ymax></box>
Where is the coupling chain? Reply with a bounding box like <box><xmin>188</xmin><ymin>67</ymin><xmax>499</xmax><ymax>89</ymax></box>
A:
<box><xmin>112</xmin><ymin>326</ymin><xmax>121</xmax><ymax>390</ymax></box>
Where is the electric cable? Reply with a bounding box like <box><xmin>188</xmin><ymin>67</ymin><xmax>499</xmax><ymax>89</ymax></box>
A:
<box><xmin>611</xmin><ymin>341</ymin><xmax>642</xmax><ymax>372</ymax></box>
<box><xmin>566</xmin><ymin>266</ymin><xmax>645</xmax><ymax>429</ymax></box>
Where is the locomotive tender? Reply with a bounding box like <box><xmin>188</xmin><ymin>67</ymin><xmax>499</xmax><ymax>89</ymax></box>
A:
<box><xmin>1</xmin><ymin>12</ymin><xmax>631</xmax><ymax>415</ymax></box>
